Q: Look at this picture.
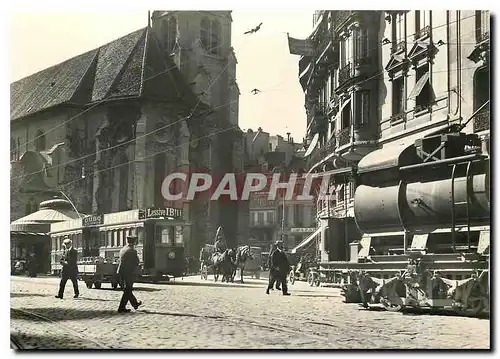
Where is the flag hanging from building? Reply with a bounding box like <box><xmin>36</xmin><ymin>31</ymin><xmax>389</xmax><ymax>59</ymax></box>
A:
<box><xmin>287</xmin><ymin>33</ymin><xmax>314</xmax><ymax>56</ymax></box>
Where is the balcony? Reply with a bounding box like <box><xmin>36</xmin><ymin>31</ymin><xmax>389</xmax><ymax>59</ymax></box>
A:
<box><xmin>336</xmin><ymin>127</ymin><xmax>351</xmax><ymax>147</ymax></box>
<box><xmin>392</xmin><ymin>40</ymin><xmax>406</xmax><ymax>54</ymax></box>
<box><xmin>307</xmin><ymin>136</ymin><xmax>336</xmax><ymax>168</ymax></box>
<box><xmin>333</xmin><ymin>11</ymin><xmax>355</xmax><ymax>30</ymax></box>
<box><xmin>390</xmin><ymin>111</ymin><xmax>406</xmax><ymax>125</ymax></box>
<box><xmin>338</xmin><ymin>63</ymin><xmax>352</xmax><ymax>86</ymax></box>
<box><xmin>473</xmin><ymin>110</ymin><xmax>490</xmax><ymax>133</ymax></box>
<box><xmin>478</xmin><ymin>30</ymin><xmax>490</xmax><ymax>44</ymax></box>
<box><xmin>414</xmin><ymin>25</ymin><xmax>431</xmax><ymax>40</ymax></box>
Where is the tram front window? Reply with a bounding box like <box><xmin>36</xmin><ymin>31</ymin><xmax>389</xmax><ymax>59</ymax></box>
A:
<box><xmin>156</xmin><ymin>226</ymin><xmax>175</xmax><ymax>245</ymax></box>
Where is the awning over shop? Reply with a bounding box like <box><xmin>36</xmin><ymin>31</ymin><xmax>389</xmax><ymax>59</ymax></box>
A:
<box><xmin>10</xmin><ymin>220</ymin><xmax>50</xmax><ymax>234</ymax></box>
<box><xmin>357</xmin><ymin>142</ymin><xmax>415</xmax><ymax>174</ymax></box>
<box><xmin>291</xmin><ymin>227</ymin><xmax>321</xmax><ymax>254</ymax></box>
<box><xmin>358</xmin><ymin>124</ymin><xmax>450</xmax><ymax>174</ymax></box>
<box><xmin>13</xmin><ymin>198</ymin><xmax>82</xmax><ymax>223</ymax></box>
<box><xmin>11</xmin><ymin>198</ymin><xmax>83</xmax><ymax>237</ymax></box>
<box><xmin>99</xmin><ymin>222</ymin><xmax>145</xmax><ymax>231</ymax></box>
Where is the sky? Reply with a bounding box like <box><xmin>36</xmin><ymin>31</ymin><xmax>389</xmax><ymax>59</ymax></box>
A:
<box><xmin>8</xmin><ymin>10</ymin><xmax>315</xmax><ymax>142</ymax></box>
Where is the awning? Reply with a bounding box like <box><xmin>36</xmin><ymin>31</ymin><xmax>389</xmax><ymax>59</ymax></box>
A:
<box><xmin>10</xmin><ymin>221</ymin><xmax>50</xmax><ymax>234</ymax></box>
<box><xmin>99</xmin><ymin>222</ymin><xmax>144</xmax><ymax>232</ymax></box>
<box><xmin>357</xmin><ymin>143</ymin><xmax>415</xmax><ymax>174</ymax></box>
<box><xmin>358</xmin><ymin>124</ymin><xmax>450</xmax><ymax>174</ymax></box>
<box><xmin>291</xmin><ymin>227</ymin><xmax>321</xmax><ymax>254</ymax></box>
<box><xmin>304</xmin><ymin>133</ymin><xmax>320</xmax><ymax>157</ymax></box>
<box><xmin>408</xmin><ymin>72</ymin><xmax>430</xmax><ymax>100</ymax></box>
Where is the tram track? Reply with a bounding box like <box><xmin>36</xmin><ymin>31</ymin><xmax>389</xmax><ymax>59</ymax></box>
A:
<box><xmin>10</xmin><ymin>308</ymin><xmax>111</xmax><ymax>349</ymax></box>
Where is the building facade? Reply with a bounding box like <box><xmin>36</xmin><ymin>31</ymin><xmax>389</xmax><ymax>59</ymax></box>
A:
<box><xmin>292</xmin><ymin>10</ymin><xmax>490</xmax><ymax>261</ymax></box>
<box><xmin>243</xmin><ymin>128</ymin><xmax>316</xmax><ymax>251</ymax></box>
<box><xmin>11</xmin><ymin>11</ymin><xmax>247</xmax><ymax>262</ymax></box>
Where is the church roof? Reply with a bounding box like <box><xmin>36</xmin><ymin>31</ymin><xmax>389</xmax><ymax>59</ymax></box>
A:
<box><xmin>11</xmin><ymin>27</ymin><xmax>198</xmax><ymax>121</ymax></box>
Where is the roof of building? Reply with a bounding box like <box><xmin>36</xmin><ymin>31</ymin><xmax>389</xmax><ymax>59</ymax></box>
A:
<box><xmin>11</xmin><ymin>27</ymin><xmax>198</xmax><ymax>121</ymax></box>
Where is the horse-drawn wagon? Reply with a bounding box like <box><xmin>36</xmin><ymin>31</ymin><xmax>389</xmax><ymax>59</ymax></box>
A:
<box><xmin>244</xmin><ymin>246</ymin><xmax>262</xmax><ymax>279</ymax></box>
<box><xmin>77</xmin><ymin>256</ymin><xmax>122</xmax><ymax>290</ymax></box>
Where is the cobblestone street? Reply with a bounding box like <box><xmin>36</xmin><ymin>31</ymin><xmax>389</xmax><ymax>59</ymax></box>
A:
<box><xmin>10</xmin><ymin>275</ymin><xmax>490</xmax><ymax>349</ymax></box>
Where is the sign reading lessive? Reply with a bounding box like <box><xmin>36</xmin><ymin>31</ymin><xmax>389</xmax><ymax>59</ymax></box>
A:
<box><xmin>139</xmin><ymin>207</ymin><xmax>183</xmax><ymax>220</ymax></box>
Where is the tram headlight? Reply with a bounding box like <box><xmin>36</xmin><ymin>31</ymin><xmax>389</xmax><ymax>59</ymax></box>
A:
<box><xmin>168</xmin><ymin>252</ymin><xmax>175</xmax><ymax>259</ymax></box>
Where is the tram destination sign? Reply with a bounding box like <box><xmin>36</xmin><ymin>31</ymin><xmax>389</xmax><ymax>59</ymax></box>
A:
<box><xmin>83</xmin><ymin>214</ymin><xmax>104</xmax><ymax>227</ymax></box>
<box><xmin>139</xmin><ymin>207</ymin><xmax>183</xmax><ymax>220</ymax></box>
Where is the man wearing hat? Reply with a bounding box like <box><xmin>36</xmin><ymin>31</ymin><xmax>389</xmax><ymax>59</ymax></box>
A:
<box><xmin>117</xmin><ymin>235</ymin><xmax>142</xmax><ymax>313</ymax></box>
<box><xmin>55</xmin><ymin>238</ymin><xmax>79</xmax><ymax>299</ymax></box>
<box><xmin>214</xmin><ymin>226</ymin><xmax>227</xmax><ymax>254</ymax></box>
<box><xmin>266</xmin><ymin>240</ymin><xmax>291</xmax><ymax>295</ymax></box>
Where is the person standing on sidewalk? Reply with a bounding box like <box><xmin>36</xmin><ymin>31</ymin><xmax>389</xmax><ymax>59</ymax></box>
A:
<box><xmin>55</xmin><ymin>238</ymin><xmax>79</xmax><ymax>299</ymax></box>
<box><xmin>266</xmin><ymin>241</ymin><xmax>291</xmax><ymax>296</ymax></box>
<box><xmin>117</xmin><ymin>236</ymin><xmax>142</xmax><ymax>313</ymax></box>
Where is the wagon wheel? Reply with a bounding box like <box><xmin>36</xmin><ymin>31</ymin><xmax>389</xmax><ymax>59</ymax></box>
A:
<box><xmin>307</xmin><ymin>272</ymin><xmax>316</xmax><ymax>287</ymax></box>
<box><xmin>94</xmin><ymin>282</ymin><xmax>102</xmax><ymax>289</ymax></box>
<box><xmin>380</xmin><ymin>297</ymin><xmax>404</xmax><ymax>312</ymax></box>
<box><xmin>289</xmin><ymin>271</ymin><xmax>295</xmax><ymax>285</ymax></box>
<box><xmin>86</xmin><ymin>282</ymin><xmax>93</xmax><ymax>289</ymax></box>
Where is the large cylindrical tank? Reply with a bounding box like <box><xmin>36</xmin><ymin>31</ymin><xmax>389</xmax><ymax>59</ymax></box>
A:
<box><xmin>354</xmin><ymin>173</ymin><xmax>490</xmax><ymax>234</ymax></box>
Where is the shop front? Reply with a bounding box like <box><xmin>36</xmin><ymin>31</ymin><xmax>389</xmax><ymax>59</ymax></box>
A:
<box><xmin>11</xmin><ymin>198</ymin><xmax>82</xmax><ymax>275</ymax></box>
<box><xmin>49</xmin><ymin>207</ymin><xmax>187</xmax><ymax>279</ymax></box>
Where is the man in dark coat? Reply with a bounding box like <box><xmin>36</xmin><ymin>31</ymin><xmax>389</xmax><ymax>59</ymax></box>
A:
<box><xmin>55</xmin><ymin>238</ymin><xmax>79</xmax><ymax>299</ymax></box>
<box><xmin>266</xmin><ymin>240</ymin><xmax>291</xmax><ymax>295</ymax></box>
<box><xmin>267</xmin><ymin>244</ymin><xmax>281</xmax><ymax>291</ymax></box>
<box><xmin>117</xmin><ymin>236</ymin><xmax>142</xmax><ymax>313</ymax></box>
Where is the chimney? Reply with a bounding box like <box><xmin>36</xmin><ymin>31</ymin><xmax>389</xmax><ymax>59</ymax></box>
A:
<box><xmin>287</xmin><ymin>132</ymin><xmax>291</xmax><ymax>142</ymax></box>
<box><xmin>148</xmin><ymin>11</ymin><xmax>151</xmax><ymax>27</ymax></box>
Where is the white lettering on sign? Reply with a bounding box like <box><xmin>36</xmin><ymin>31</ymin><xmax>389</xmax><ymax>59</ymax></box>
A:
<box><xmin>145</xmin><ymin>208</ymin><xmax>182</xmax><ymax>219</ymax></box>
<box><xmin>290</xmin><ymin>227</ymin><xmax>316</xmax><ymax>233</ymax></box>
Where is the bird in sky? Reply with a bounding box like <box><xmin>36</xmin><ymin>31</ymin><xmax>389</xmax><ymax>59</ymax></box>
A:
<box><xmin>244</xmin><ymin>22</ymin><xmax>263</xmax><ymax>35</ymax></box>
<box><xmin>250</xmin><ymin>88</ymin><xmax>261</xmax><ymax>95</ymax></box>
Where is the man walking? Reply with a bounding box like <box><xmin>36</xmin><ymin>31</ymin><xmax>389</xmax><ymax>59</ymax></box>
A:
<box><xmin>117</xmin><ymin>235</ymin><xmax>142</xmax><ymax>313</ymax></box>
<box><xmin>266</xmin><ymin>240</ymin><xmax>291</xmax><ymax>295</ymax></box>
<box><xmin>55</xmin><ymin>238</ymin><xmax>79</xmax><ymax>299</ymax></box>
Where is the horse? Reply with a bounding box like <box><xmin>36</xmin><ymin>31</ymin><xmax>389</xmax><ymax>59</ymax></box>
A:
<box><xmin>212</xmin><ymin>249</ymin><xmax>235</xmax><ymax>283</ymax></box>
<box><xmin>232</xmin><ymin>245</ymin><xmax>254</xmax><ymax>284</ymax></box>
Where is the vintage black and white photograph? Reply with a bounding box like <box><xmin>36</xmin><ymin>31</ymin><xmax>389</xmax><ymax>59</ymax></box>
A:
<box><xmin>8</xmin><ymin>3</ymin><xmax>491</xmax><ymax>350</ymax></box>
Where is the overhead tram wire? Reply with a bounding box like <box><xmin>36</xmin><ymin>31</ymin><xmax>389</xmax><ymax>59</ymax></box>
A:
<box><xmin>12</xmin><ymin>20</ymin><xmax>489</xmax><ymax>181</ymax></box>
<box><xmin>10</xmin><ymin>34</ymin><xmax>255</xmax><ymax>182</ymax></box>
<box><xmin>11</xmin><ymin>63</ymin><xmax>485</xmax><ymax>183</ymax></box>
<box><xmin>11</xmin><ymin>25</ymin><xmax>253</xmax><ymax>153</ymax></box>
<box><xmin>12</xmin><ymin>13</ymin><xmax>482</xmax><ymax>154</ymax></box>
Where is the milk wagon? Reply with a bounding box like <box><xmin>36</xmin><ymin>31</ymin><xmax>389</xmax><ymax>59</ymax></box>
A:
<box><xmin>245</xmin><ymin>246</ymin><xmax>262</xmax><ymax>279</ymax></box>
<box><xmin>77</xmin><ymin>256</ymin><xmax>123</xmax><ymax>290</ymax></box>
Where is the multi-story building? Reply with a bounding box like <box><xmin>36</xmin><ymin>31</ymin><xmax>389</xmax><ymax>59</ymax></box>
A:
<box><xmin>291</xmin><ymin>10</ymin><xmax>490</xmax><ymax>261</ymax></box>
<box><xmin>243</xmin><ymin>128</ymin><xmax>316</xmax><ymax>251</ymax></box>
<box><xmin>10</xmin><ymin>11</ymin><xmax>246</xmax><ymax>265</ymax></box>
